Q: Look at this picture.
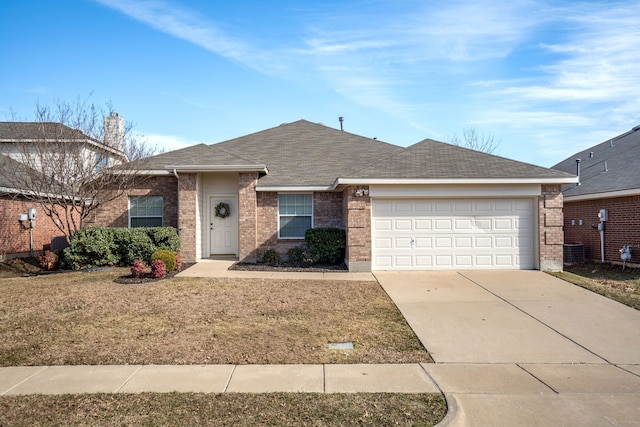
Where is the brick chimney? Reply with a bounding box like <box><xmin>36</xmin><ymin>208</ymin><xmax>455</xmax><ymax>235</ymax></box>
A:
<box><xmin>104</xmin><ymin>112</ymin><xmax>125</xmax><ymax>152</ymax></box>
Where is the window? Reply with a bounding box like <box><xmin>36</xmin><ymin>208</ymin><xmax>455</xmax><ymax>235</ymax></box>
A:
<box><xmin>278</xmin><ymin>193</ymin><xmax>312</xmax><ymax>238</ymax></box>
<box><xmin>96</xmin><ymin>153</ymin><xmax>110</xmax><ymax>171</ymax></box>
<box><xmin>129</xmin><ymin>196</ymin><xmax>163</xmax><ymax>227</ymax></box>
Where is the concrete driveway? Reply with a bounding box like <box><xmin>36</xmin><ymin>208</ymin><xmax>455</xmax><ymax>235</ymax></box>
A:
<box><xmin>375</xmin><ymin>270</ymin><xmax>640</xmax><ymax>427</ymax></box>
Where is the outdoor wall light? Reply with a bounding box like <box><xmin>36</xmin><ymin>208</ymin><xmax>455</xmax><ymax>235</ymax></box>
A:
<box><xmin>354</xmin><ymin>188</ymin><xmax>369</xmax><ymax>197</ymax></box>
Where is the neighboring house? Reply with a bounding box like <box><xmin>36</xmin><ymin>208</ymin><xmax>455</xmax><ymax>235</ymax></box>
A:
<box><xmin>0</xmin><ymin>113</ymin><xmax>126</xmax><ymax>259</ymax></box>
<box><xmin>90</xmin><ymin>120</ymin><xmax>576</xmax><ymax>272</ymax></box>
<box><xmin>92</xmin><ymin>120</ymin><xmax>577</xmax><ymax>271</ymax></box>
<box><xmin>0</xmin><ymin>113</ymin><xmax>128</xmax><ymax>173</ymax></box>
<box><xmin>0</xmin><ymin>155</ymin><xmax>64</xmax><ymax>259</ymax></box>
<box><xmin>552</xmin><ymin>125</ymin><xmax>640</xmax><ymax>266</ymax></box>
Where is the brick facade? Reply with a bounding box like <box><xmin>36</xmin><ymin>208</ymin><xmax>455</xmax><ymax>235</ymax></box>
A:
<box><xmin>255</xmin><ymin>191</ymin><xmax>344</xmax><ymax>260</ymax></box>
<box><xmin>538</xmin><ymin>185</ymin><xmax>564</xmax><ymax>271</ymax></box>
<box><xmin>85</xmin><ymin>176</ymin><xmax>179</xmax><ymax>229</ymax></box>
<box><xmin>0</xmin><ymin>195</ymin><xmax>78</xmax><ymax>259</ymax></box>
<box><xmin>239</xmin><ymin>173</ymin><xmax>258</xmax><ymax>262</ymax></box>
<box><xmin>564</xmin><ymin>195</ymin><xmax>640</xmax><ymax>265</ymax></box>
<box><xmin>342</xmin><ymin>186</ymin><xmax>371</xmax><ymax>271</ymax></box>
<box><xmin>177</xmin><ymin>174</ymin><xmax>197</xmax><ymax>261</ymax></box>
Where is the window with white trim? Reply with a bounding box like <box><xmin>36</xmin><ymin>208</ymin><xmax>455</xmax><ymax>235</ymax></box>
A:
<box><xmin>129</xmin><ymin>196</ymin><xmax>163</xmax><ymax>227</ymax></box>
<box><xmin>278</xmin><ymin>193</ymin><xmax>312</xmax><ymax>238</ymax></box>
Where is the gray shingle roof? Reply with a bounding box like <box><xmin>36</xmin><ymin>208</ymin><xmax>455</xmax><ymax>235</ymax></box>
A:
<box><xmin>0</xmin><ymin>122</ymin><xmax>87</xmax><ymax>141</ymax></box>
<box><xmin>132</xmin><ymin>119</ymin><xmax>575</xmax><ymax>187</ymax></box>
<box><xmin>348</xmin><ymin>138</ymin><xmax>576</xmax><ymax>180</ymax></box>
<box><xmin>211</xmin><ymin>120</ymin><xmax>402</xmax><ymax>187</ymax></box>
<box><xmin>131</xmin><ymin>143</ymin><xmax>264</xmax><ymax>170</ymax></box>
<box><xmin>552</xmin><ymin>126</ymin><xmax>640</xmax><ymax>198</ymax></box>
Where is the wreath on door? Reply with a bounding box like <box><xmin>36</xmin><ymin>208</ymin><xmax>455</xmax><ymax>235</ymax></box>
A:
<box><xmin>215</xmin><ymin>202</ymin><xmax>231</xmax><ymax>218</ymax></box>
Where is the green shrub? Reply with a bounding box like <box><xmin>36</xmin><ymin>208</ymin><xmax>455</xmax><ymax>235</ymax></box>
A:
<box><xmin>151</xmin><ymin>249</ymin><xmax>177</xmax><ymax>272</ymax></box>
<box><xmin>148</xmin><ymin>227</ymin><xmax>181</xmax><ymax>252</ymax></box>
<box><xmin>63</xmin><ymin>227</ymin><xmax>118</xmax><ymax>269</ymax></box>
<box><xmin>287</xmin><ymin>246</ymin><xmax>313</xmax><ymax>266</ymax></box>
<box><xmin>305</xmin><ymin>228</ymin><xmax>346</xmax><ymax>265</ymax></box>
<box><xmin>63</xmin><ymin>227</ymin><xmax>181</xmax><ymax>270</ymax></box>
<box><xmin>114</xmin><ymin>228</ymin><xmax>156</xmax><ymax>265</ymax></box>
<box><xmin>262</xmin><ymin>248</ymin><xmax>281</xmax><ymax>266</ymax></box>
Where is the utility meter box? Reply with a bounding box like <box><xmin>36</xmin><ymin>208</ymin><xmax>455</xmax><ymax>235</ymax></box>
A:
<box><xmin>28</xmin><ymin>208</ymin><xmax>36</xmax><ymax>220</ymax></box>
<box><xmin>598</xmin><ymin>209</ymin><xmax>608</xmax><ymax>222</ymax></box>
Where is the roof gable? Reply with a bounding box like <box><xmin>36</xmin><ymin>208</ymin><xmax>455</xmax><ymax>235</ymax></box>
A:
<box><xmin>348</xmin><ymin>139</ymin><xmax>575</xmax><ymax>181</ymax></box>
<box><xmin>211</xmin><ymin>120</ymin><xmax>403</xmax><ymax>187</ymax></box>
<box><xmin>552</xmin><ymin>126</ymin><xmax>640</xmax><ymax>197</ymax></box>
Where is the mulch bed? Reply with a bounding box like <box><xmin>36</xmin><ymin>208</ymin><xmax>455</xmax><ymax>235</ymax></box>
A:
<box><xmin>114</xmin><ymin>263</ymin><xmax>196</xmax><ymax>284</ymax></box>
<box><xmin>230</xmin><ymin>262</ymin><xmax>348</xmax><ymax>273</ymax></box>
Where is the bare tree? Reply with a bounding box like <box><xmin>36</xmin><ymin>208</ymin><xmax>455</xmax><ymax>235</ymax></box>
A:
<box><xmin>0</xmin><ymin>97</ymin><xmax>157</xmax><ymax>244</ymax></box>
<box><xmin>448</xmin><ymin>127</ymin><xmax>500</xmax><ymax>154</ymax></box>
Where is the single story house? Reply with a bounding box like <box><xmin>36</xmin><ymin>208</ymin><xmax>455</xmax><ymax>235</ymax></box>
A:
<box><xmin>552</xmin><ymin>125</ymin><xmax>640</xmax><ymax>266</ymax></box>
<box><xmin>90</xmin><ymin>120</ymin><xmax>577</xmax><ymax>271</ymax></box>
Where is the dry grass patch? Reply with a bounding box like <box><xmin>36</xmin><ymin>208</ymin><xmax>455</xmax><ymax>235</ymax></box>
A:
<box><xmin>0</xmin><ymin>269</ymin><xmax>430</xmax><ymax>365</ymax></box>
<box><xmin>550</xmin><ymin>262</ymin><xmax>640</xmax><ymax>310</ymax></box>
<box><xmin>0</xmin><ymin>393</ymin><xmax>446</xmax><ymax>426</ymax></box>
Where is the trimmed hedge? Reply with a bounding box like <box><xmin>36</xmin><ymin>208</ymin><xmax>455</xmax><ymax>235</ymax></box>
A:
<box><xmin>64</xmin><ymin>227</ymin><xmax>181</xmax><ymax>270</ymax></box>
<box><xmin>305</xmin><ymin>227</ymin><xmax>346</xmax><ymax>265</ymax></box>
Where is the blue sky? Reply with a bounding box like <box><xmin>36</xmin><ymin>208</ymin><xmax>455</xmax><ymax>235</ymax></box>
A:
<box><xmin>1</xmin><ymin>0</ymin><xmax>638</xmax><ymax>167</ymax></box>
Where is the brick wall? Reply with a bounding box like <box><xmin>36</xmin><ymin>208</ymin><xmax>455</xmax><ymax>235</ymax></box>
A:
<box><xmin>0</xmin><ymin>196</ymin><xmax>77</xmax><ymax>259</ymax></box>
<box><xmin>239</xmin><ymin>173</ymin><xmax>258</xmax><ymax>262</ymax></box>
<box><xmin>342</xmin><ymin>186</ymin><xmax>371</xmax><ymax>271</ymax></box>
<box><xmin>255</xmin><ymin>191</ymin><xmax>344</xmax><ymax>260</ymax></box>
<box><xmin>178</xmin><ymin>174</ymin><xmax>197</xmax><ymax>261</ymax></box>
<box><xmin>538</xmin><ymin>185</ymin><xmax>564</xmax><ymax>271</ymax></box>
<box><xmin>86</xmin><ymin>176</ymin><xmax>178</xmax><ymax>228</ymax></box>
<box><xmin>564</xmin><ymin>195</ymin><xmax>640</xmax><ymax>264</ymax></box>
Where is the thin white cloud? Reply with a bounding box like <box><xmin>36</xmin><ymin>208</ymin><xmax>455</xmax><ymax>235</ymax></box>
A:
<box><xmin>93</xmin><ymin>0</ymin><xmax>271</xmax><ymax>70</ymax></box>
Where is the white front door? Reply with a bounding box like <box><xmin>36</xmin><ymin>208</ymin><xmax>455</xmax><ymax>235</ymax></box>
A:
<box><xmin>209</xmin><ymin>196</ymin><xmax>238</xmax><ymax>256</ymax></box>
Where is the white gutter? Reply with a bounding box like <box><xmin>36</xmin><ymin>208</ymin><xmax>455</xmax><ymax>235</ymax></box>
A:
<box><xmin>335</xmin><ymin>177</ymin><xmax>579</xmax><ymax>186</ymax></box>
<box><xmin>164</xmin><ymin>164</ymin><xmax>268</xmax><ymax>173</ymax></box>
<box><xmin>257</xmin><ymin>185</ymin><xmax>334</xmax><ymax>192</ymax></box>
<box><xmin>564</xmin><ymin>187</ymin><xmax>640</xmax><ymax>202</ymax></box>
<box><xmin>257</xmin><ymin>177</ymin><xmax>578</xmax><ymax>192</ymax></box>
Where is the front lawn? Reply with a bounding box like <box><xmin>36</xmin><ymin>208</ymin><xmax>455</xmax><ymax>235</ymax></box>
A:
<box><xmin>0</xmin><ymin>268</ymin><xmax>431</xmax><ymax>366</ymax></box>
<box><xmin>550</xmin><ymin>262</ymin><xmax>640</xmax><ymax>310</ymax></box>
<box><xmin>0</xmin><ymin>393</ymin><xmax>447</xmax><ymax>426</ymax></box>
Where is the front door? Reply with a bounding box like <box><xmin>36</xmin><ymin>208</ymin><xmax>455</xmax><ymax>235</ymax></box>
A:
<box><xmin>209</xmin><ymin>195</ymin><xmax>238</xmax><ymax>256</ymax></box>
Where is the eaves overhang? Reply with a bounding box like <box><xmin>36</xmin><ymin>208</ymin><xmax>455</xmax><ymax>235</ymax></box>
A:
<box><xmin>164</xmin><ymin>164</ymin><xmax>268</xmax><ymax>173</ymax></box>
<box><xmin>335</xmin><ymin>177</ymin><xmax>579</xmax><ymax>186</ymax></box>
<box><xmin>564</xmin><ymin>187</ymin><xmax>640</xmax><ymax>202</ymax></box>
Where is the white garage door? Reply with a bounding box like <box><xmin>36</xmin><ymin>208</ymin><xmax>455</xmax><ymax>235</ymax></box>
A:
<box><xmin>372</xmin><ymin>198</ymin><xmax>535</xmax><ymax>270</ymax></box>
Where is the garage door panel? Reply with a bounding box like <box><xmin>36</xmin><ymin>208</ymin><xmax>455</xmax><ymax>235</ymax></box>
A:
<box><xmin>415</xmin><ymin>255</ymin><xmax>433</xmax><ymax>267</ymax></box>
<box><xmin>415</xmin><ymin>237</ymin><xmax>432</xmax><ymax>248</ymax></box>
<box><xmin>375</xmin><ymin>237</ymin><xmax>392</xmax><ymax>249</ymax></box>
<box><xmin>415</xmin><ymin>219</ymin><xmax>432</xmax><ymax>230</ymax></box>
<box><xmin>372</xmin><ymin>198</ymin><xmax>535</xmax><ymax>270</ymax></box>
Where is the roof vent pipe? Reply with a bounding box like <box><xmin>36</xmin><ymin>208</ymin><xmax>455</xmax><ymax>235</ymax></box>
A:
<box><xmin>338</xmin><ymin>116</ymin><xmax>344</xmax><ymax>131</ymax></box>
<box><xmin>575</xmin><ymin>158</ymin><xmax>581</xmax><ymax>185</ymax></box>
<box><xmin>603</xmin><ymin>160</ymin><xmax>608</xmax><ymax>173</ymax></box>
<box><xmin>589</xmin><ymin>152</ymin><xmax>594</xmax><ymax>158</ymax></box>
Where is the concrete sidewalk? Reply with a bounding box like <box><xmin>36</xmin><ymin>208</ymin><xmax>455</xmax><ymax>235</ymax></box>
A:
<box><xmin>176</xmin><ymin>259</ymin><xmax>376</xmax><ymax>281</ymax></box>
<box><xmin>1</xmin><ymin>364</ymin><xmax>439</xmax><ymax>395</ymax></box>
